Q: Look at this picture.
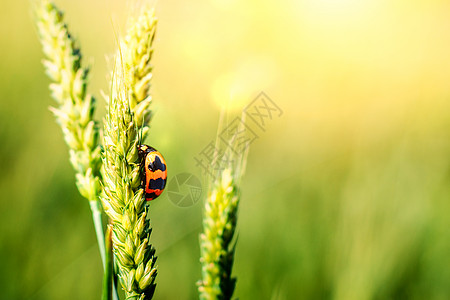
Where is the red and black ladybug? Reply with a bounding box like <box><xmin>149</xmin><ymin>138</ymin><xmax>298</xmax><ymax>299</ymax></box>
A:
<box><xmin>138</xmin><ymin>145</ymin><xmax>167</xmax><ymax>201</ymax></box>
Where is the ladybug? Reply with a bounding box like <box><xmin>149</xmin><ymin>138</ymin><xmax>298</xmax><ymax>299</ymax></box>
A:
<box><xmin>138</xmin><ymin>145</ymin><xmax>167</xmax><ymax>201</ymax></box>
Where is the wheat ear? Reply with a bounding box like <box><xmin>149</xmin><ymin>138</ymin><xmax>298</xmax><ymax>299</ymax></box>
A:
<box><xmin>118</xmin><ymin>7</ymin><xmax>157</xmax><ymax>140</ymax></box>
<box><xmin>198</xmin><ymin>117</ymin><xmax>250</xmax><ymax>300</ymax></box>
<box><xmin>35</xmin><ymin>0</ymin><xmax>105</xmax><ymax>267</ymax></box>
<box><xmin>101</xmin><ymin>62</ymin><xmax>157</xmax><ymax>299</ymax></box>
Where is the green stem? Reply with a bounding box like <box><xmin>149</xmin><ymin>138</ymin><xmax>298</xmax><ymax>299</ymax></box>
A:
<box><xmin>90</xmin><ymin>201</ymin><xmax>120</xmax><ymax>300</ymax></box>
<box><xmin>102</xmin><ymin>225</ymin><xmax>113</xmax><ymax>300</ymax></box>
<box><xmin>90</xmin><ymin>201</ymin><xmax>106</xmax><ymax>269</ymax></box>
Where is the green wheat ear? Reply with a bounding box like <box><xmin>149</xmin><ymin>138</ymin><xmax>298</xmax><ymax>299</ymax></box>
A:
<box><xmin>102</xmin><ymin>66</ymin><xmax>157</xmax><ymax>300</ymax></box>
<box><xmin>118</xmin><ymin>6</ymin><xmax>157</xmax><ymax>141</ymax></box>
<box><xmin>101</xmin><ymin>7</ymin><xmax>158</xmax><ymax>293</ymax></box>
<box><xmin>198</xmin><ymin>116</ymin><xmax>250</xmax><ymax>300</ymax></box>
<box><xmin>35</xmin><ymin>0</ymin><xmax>106</xmax><ymax>265</ymax></box>
<box><xmin>35</xmin><ymin>0</ymin><xmax>101</xmax><ymax>200</ymax></box>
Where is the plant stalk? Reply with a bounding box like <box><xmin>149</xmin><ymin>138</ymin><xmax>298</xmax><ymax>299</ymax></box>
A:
<box><xmin>102</xmin><ymin>225</ymin><xmax>113</xmax><ymax>300</ymax></box>
<box><xmin>90</xmin><ymin>201</ymin><xmax>120</xmax><ymax>300</ymax></box>
<box><xmin>90</xmin><ymin>201</ymin><xmax>106</xmax><ymax>269</ymax></box>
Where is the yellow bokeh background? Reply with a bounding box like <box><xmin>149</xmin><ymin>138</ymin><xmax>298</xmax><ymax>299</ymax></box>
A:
<box><xmin>1</xmin><ymin>0</ymin><xmax>450</xmax><ymax>298</ymax></box>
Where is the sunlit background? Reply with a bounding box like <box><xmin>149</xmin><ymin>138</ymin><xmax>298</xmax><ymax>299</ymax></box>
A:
<box><xmin>1</xmin><ymin>0</ymin><xmax>450</xmax><ymax>298</ymax></box>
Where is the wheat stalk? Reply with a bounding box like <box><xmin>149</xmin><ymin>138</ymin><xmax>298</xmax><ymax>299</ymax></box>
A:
<box><xmin>198</xmin><ymin>116</ymin><xmax>250</xmax><ymax>300</ymax></box>
<box><xmin>103</xmin><ymin>225</ymin><xmax>114</xmax><ymax>300</ymax></box>
<box><xmin>35</xmin><ymin>0</ymin><xmax>106</xmax><ymax>267</ymax></box>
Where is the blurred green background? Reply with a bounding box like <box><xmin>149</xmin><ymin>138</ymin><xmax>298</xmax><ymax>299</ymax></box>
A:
<box><xmin>1</xmin><ymin>0</ymin><xmax>450</xmax><ymax>299</ymax></box>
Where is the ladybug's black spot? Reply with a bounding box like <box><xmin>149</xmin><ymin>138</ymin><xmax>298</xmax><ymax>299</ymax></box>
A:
<box><xmin>149</xmin><ymin>178</ymin><xmax>166</xmax><ymax>190</ymax></box>
<box><xmin>153</xmin><ymin>156</ymin><xmax>166</xmax><ymax>171</ymax></box>
<box><xmin>146</xmin><ymin>192</ymin><xmax>158</xmax><ymax>200</ymax></box>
